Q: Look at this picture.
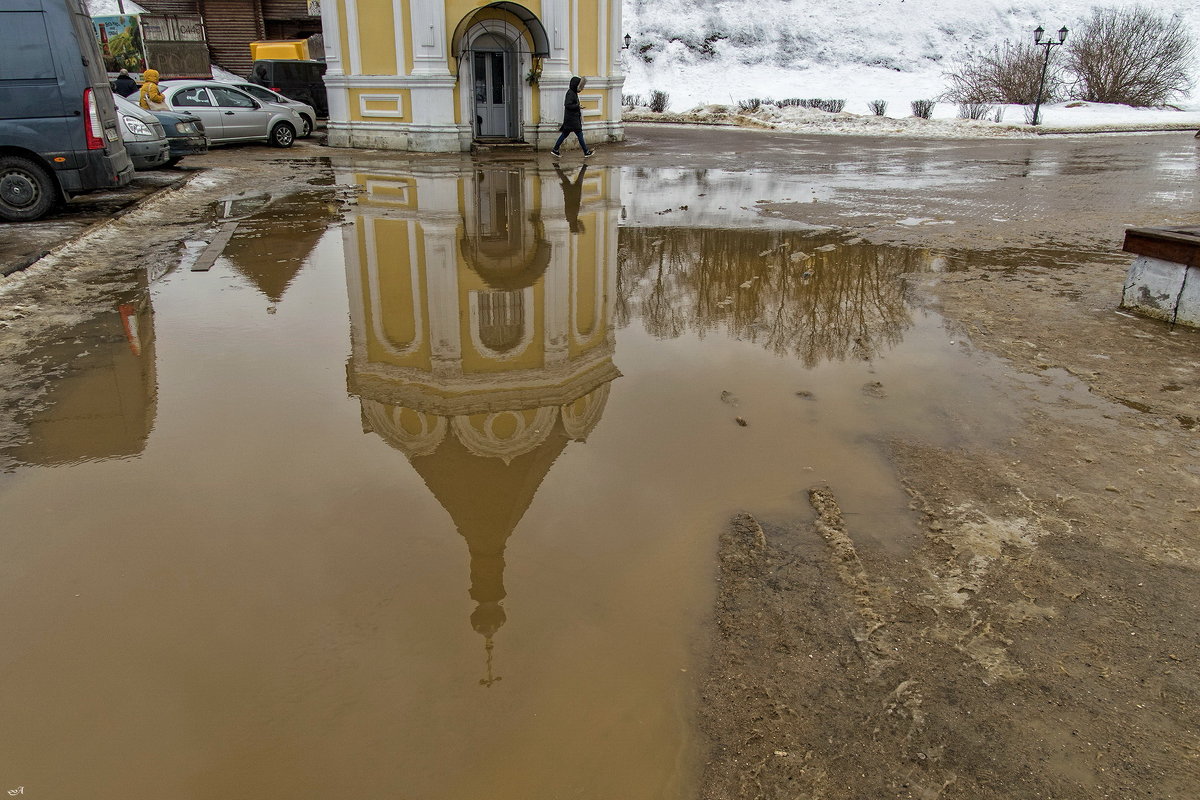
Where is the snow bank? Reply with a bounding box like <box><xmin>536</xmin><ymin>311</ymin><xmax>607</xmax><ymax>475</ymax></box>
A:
<box><xmin>623</xmin><ymin>0</ymin><xmax>1200</xmax><ymax>111</ymax></box>
<box><xmin>85</xmin><ymin>0</ymin><xmax>148</xmax><ymax>15</ymax></box>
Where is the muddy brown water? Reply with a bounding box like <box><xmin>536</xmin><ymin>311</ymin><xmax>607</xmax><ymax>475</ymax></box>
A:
<box><xmin>0</xmin><ymin>155</ymin><xmax>1153</xmax><ymax>799</ymax></box>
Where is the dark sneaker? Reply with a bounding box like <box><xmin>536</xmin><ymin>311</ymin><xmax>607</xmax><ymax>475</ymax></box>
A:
<box><xmin>550</xmin><ymin>149</ymin><xmax>561</xmax><ymax>157</ymax></box>
<box><xmin>584</xmin><ymin>149</ymin><xmax>595</xmax><ymax>157</ymax></box>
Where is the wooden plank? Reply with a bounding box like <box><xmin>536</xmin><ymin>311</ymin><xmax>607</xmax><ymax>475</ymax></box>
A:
<box><xmin>1123</xmin><ymin>227</ymin><xmax>1200</xmax><ymax>267</ymax></box>
<box><xmin>191</xmin><ymin>221</ymin><xmax>239</xmax><ymax>272</ymax></box>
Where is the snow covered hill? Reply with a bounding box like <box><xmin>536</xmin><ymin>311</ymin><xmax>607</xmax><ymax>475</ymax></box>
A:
<box><xmin>622</xmin><ymin>0</ymin><xmax>1200</xmax><ymax>111</ymax></box>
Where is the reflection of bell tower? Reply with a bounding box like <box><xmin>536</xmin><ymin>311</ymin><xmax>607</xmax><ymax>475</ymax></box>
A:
<box><xmin>342</xmin><ymin>162</ymin><xmax>621</xmax><ymax>682</ymax></box>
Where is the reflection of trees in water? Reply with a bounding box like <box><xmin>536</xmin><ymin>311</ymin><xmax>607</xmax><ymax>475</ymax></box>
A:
<box><xmin>619</xmin><ymin>228</ymin><xmax>927</xmax><ymax>366</ymax></box>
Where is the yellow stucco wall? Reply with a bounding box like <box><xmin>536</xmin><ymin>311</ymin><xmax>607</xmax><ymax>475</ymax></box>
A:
<box><xmin>359</xmin><ymin>4</ymin><xmax>398</xmax><ymax>74</ymax></box>
<box><xmin>577</xmin><ymin>0</ymin><xmax>599</xmax><ymax>75</ymax></box>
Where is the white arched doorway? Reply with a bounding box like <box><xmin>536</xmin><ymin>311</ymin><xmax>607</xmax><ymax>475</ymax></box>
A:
<box><xmin>453</xmin><ymin>3</ymin><xmax>551</xmax><ymax>144</ymax></box>
<box><xmin>470</xmin><ymin>30</ymin><xmax>519</xmax><ymax>139</ymax></box>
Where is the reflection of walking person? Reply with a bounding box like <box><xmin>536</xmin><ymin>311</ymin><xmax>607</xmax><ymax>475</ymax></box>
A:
<box><xmin>556</xmin><ymin>163</ymin><xmax>587</xmax><ymax>234</ymax></box>
<box><xmin>550</xmin><ymin>76</ymin><xmax>594</xmax><ymax>158</ymax></box>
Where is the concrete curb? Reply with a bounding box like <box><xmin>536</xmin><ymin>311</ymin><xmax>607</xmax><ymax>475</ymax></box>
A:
<box><xmin>0</xmin><ymin>170</ymin><xmax>200</xmax><ymax>279</ymax></box>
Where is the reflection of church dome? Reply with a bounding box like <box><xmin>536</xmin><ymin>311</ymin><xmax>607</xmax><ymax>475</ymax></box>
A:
<box><xmin>360</xmin><ymin>382</ymin><xmax>613</xmax><ymax>642</ymax></box>
<box><xmin>408</xmin><ymin>416</ymin><xmax>570</xmax><ymax>638</ymax></box>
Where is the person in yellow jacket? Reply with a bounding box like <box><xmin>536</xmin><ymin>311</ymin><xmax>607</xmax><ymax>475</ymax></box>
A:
<box><xmin>138</xmin><ymin>69</ymin><xmax>166</xmax><ymax>111</ymax></box>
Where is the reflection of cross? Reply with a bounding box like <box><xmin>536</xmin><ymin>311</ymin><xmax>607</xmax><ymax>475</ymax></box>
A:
<box><xmin>479</xmin><ymin>637</ymin><xmax>502</xmax><ymax>687</ymax></box>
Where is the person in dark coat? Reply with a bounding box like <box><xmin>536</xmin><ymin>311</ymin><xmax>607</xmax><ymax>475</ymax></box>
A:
<box><xmin>112</xmin><ymin>69</ymin><xmax>138</xmax><ymax>98</ymax></box>
<box><xmin>550</xmin><ymin>76</ymin><xmax>594</xmax><ymax>158</ymax></box>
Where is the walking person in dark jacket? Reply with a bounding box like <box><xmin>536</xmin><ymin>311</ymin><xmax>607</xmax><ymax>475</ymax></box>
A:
<box><xmin>550</xmin><ymin>76</ymin><xmax>594</xmax><ymax>158</ymax></box>
<box><xmin>112</xmin><ymin>69</ymin><xmax>138</xmax><ymax>98</ymax></box>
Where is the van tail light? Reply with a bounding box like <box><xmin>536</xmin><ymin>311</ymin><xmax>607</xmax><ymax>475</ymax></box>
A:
<box><xmin>270</xmin><ymin>87</ymin><xmax>281</xmax><ymax>93</ymax></box>
<box><xmin>84</xmin><ymin>89</ymin><xmax>105</xmax><ymax>150</ymax></box>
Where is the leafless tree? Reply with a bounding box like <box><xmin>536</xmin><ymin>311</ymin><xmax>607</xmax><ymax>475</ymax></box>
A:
<box><xmin>944</xmin><ymin>41</ymin><xmax>1061</xmax><ymax>104</ymax></box>
<box><xmin>1066</xmin><ymin>6</ymin><xmax>1196</xmax><ymax>106</ymax></box>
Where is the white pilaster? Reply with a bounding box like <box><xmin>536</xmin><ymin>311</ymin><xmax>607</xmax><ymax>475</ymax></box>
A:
<box><xmin>410</xmin><ymin>0</ymin><xmax>451</xmax><ymax>75</ymax></box>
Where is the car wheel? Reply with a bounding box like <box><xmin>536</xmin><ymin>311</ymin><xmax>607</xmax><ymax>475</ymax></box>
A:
<box><xmin>269</xmin><ymin>122</ymin><xmax>296</xmax><ymax>148</ymax></box>
<box><xmin>165</xmin><ymin>156</ymin><xmax>183</xmax><ymax>167</ymax></box>
<box><xmin>299</xmin><ymin>115</ymin><xmax>313</xmax><ymax>138</ymax></box>
<box><xmin>0</xmin><ymin>155</ymin><xmax>56</xmax><ymax>222</ymax></box>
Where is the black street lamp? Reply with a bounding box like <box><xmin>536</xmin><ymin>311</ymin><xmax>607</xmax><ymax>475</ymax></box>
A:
<box><xmin>1031</xmin><ymin>25</ymin><xmax>1068</xmax><ymax>126</ymax></box>
<box><xmin>623</xmin><ymin>33</ymin><xmax>632</xmax><ymax>50</ymax></box>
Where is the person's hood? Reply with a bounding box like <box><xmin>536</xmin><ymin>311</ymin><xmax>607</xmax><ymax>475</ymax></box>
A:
<box><xmin>143</xmin><ymin>69</ymin><xmax>160</xmax><ymax>82</ymax></box>
<box><xmin>569</xmin><ymin>76</ymin><xmax>584</xmax><ymax>92</ymax></box>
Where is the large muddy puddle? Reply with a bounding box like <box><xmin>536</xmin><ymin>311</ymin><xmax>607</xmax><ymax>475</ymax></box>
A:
<box><xmin>2</xmin><ymin>162</ymin><xmax>1051</xmax><ymax>798</ymax></box>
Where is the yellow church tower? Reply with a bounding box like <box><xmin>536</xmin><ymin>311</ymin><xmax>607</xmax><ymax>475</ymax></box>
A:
<box><xmin>319</xmin><ymin>0</ymin><xmax>626</xmax><ymax>151</ymax></box>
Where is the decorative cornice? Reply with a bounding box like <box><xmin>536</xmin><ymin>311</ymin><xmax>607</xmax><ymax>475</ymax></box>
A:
<box><xmin>348</xmin><ymin>355</ymin><xmax>620</xmax><ymax>418</ymax></box>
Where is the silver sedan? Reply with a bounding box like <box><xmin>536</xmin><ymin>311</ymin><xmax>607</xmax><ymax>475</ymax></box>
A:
<box><xmin>159</xmin><ymin>81</ymin><xmax>304</xmax><ymax>147</ymax></box>
<box><xmin>218</xmin><ymin>81</ymin><xmax>318</xmax><ymax>138</ymax></box>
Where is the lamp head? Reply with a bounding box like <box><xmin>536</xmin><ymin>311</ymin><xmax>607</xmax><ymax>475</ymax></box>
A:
<box><xmin>623</xmin><ymin>33</ymin><xmax>631</xmax><ymax>49</ymax></box>
<box><xmin>1058</xmin><ymin>26</ymin><xmax>1069</xmax><ymax>43</ymax></box>
<box><xmin>1034</xmin><ymin>25</ymin><xmax>1044</xmax><ymax>43</ymax></box>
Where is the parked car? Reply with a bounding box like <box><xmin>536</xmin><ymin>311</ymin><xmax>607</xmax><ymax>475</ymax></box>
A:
<box><xmin>149</xmin><ymin>109</ymin><xmax>208</xmax><ymax>166</ymax></box>
<box><xmin>158</xmin><ymin>81</ymin><xmax>304</xmax><ymax>148</ymax></box>
<box><xmin>249</xmin><ymin>59</ymin><xmax>329</xmax><ymax>118</ymax></box>
<box><xmin>0</xmin><ymin>0</ymin><xmax>133</xmax><ymax>222</ymax></box>
<box><xmin>216</xmin><ymin>81</ymin><xmax>316</xmax><ymax>138</ymax></box>
<box><xmin>113</xmin><ymin>95</ymin><xmax>170</xmax><ymax>170</ymax></box>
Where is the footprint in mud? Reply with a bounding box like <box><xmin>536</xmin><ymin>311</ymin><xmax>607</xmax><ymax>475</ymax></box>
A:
<box><xmin>720</xmin><ymin>390</ymin><xmax>740</xmax><ymax>406</ymax></box>
<box><xmin>795</xmin><ymin>390</ymin><xmax>815</xmax><ymax>400</ymax></box>
<box><xmin>862</xmin><ymin>381</ymin><xmax>886</xmax><ymax>398</ymax></box>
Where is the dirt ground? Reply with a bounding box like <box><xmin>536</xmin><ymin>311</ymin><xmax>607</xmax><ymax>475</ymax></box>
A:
<box><xmin>3</xmin><ymin>126</ymin><xmax>1199</xmax><ymax>799</ymax></box>
<box><xmin>693</xmin><ymin>135</ymin><xmax>1200</xmax><ymax>796</ymax></box>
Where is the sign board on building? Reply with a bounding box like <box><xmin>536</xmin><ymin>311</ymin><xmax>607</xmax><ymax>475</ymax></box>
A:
<box><xmin>139</xmin><ymin>15</ymin><xmax>206</xmax><ymax>43</ymax></box>
<box><xmin>93</xmin><ymin>15</ymin><xmax>146</xmax><ymax>73</ymax></box>
<box><xmin>92</xmin><ymin>14</ymin><xmax>212</xmax><ymax>80</ymax></box>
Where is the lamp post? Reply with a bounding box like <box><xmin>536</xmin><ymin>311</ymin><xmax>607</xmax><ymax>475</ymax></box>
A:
<box><xmin>1031</xmin><ymin>25</ymin><xmax>1068</xmax><ymax>126</ymax></box>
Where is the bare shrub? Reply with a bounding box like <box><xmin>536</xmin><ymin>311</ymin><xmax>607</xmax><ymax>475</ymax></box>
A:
<box><xmin>1023</xmin><ymin>105</ymin><xmax>1039</xmax><ymax>125</ymax></box>
<box><xmin>1066</xmin><ymin>5</ymin><xmax>1196</xmax><ymax>106</ymax></box>
<box><xmin>867</xmin><ymin>99</ymin><xmax>888</xmax><ymax>116</ymax></box>
<box><xmin>792</xmin><ymin>98</ymin><xmax>846</xmax><ymax>113</ymax></box>
<box><xmin>944</xmin><ymin>41</ymin><xmax>1060</xmax><ymax>104</ymax></box>
<box><xmin>992</xmin><ymin>106</ymin><xmax>1006</xmax><ymax>123</ymax></box>
<box><xmin>911</xmin><ymin>99</ymin><xmax>936</xmax><ymax>119</ymax></box>
<box><xmin>622</xmin><ymin>93</ymin><xmax>644</xmax><ymax>109</ymax></box>
<box><xmin>649</xmin><ymin>90</ymin><xmax>671</xmax><ymax>113</ymax></box>
<box><xmin>737</xmin><ymin>98</ymin><xmax>763</xmax><ymax>112</ymax></box>
<box><xmin>777</xmin><ymin>98</ymin><xmax>803</xmax><ymax>107</ymax></box>
<box><xmin>957</xmin><ymin>102</ymin><xmax>993</xmax><ymax>120</ymax></box>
